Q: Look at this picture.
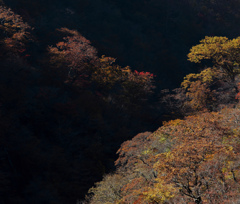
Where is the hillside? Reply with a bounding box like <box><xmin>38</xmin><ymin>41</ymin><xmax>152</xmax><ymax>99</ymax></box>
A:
<box><xmin>88</xmin><ymin>107</ymin><xmax>240</xmax><ymax>203</ymax></box>
<box><xmin>1</xmin><ymin>1</ymin><xmax>240</xmax><ymax>203</ymax></box>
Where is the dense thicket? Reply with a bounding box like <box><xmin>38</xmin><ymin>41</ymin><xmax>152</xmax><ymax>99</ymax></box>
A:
<box><xmin>89</xmin><ymin>108</ymin><xmax>240</xmax><ymax>203</ymax></box>
<box><xmin>87</xmin><ymin>35</ymin><xmax>240</xmax><ymax>203</ymax></box>
<box><xmin>1</xmin><ymin>1</ymin><xmax>240</xmax><ymax>203</ymax></box>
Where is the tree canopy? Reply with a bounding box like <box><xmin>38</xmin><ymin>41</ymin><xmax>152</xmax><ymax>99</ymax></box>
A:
<box><xmin>188</xmin><ymin>36</ymin><xmax>240</xmax><ymax>81</ymax></box>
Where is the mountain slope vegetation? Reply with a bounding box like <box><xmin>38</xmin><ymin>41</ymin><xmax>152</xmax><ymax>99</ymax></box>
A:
<box><xmin>1</xmin><ymin>1</ymin><xmax>240</xmax><ymax>203</ymax></box>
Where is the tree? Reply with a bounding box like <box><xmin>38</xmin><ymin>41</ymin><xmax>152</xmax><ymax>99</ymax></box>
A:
<box><xmin>160</xmin><ymin>67</ymin><xmax>235</xmax><ymax>114</ymax></box>
<box><xmin>0</xmin><ymin>6</ymin><xmax>32</xmax><ymax>54</ymax></box>
<box><xmin>49</xmin><ymin>29</ymin><xmax>155</xmax><ymax>108</ymax></box>
<box><xmin>146</xmin><ymin>112</ymin><xmax>240</xmax><ymax>204</ymax></box>
<box><xmin>48</xmin><ymin>28</ymin><xmax>97</xmax><ymax>86</ymax></box>
<box><xmin>88</xmin><ymin>132</ymin><xmax>158</xmax><ymax>204</ymax></box>
<box><xmin>113</xmin><ymin>130</ymin><xmax>175</xmax><ymax>204</ymax></box>
<box><xmin>181</xmin><ymin>67</ymin><xmax>226</xmax><ymax>111</ymax></box>
<box><xmin>88</xmin><ymin>173</ymin><xmax>127</xmax><ymax>204</ymax></box>
<box><xmin>188</xmin><ymin>36</ymin><xmax>240</xmax><ymax>82</ymax></box>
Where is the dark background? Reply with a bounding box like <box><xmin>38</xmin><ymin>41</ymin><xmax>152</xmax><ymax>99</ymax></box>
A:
<box><xmin>6</xmin><ymin>0</ymin><xmax>240</xmax><ymax>89</ymax></box>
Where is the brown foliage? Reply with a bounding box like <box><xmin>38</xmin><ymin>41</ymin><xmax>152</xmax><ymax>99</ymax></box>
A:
<box><xmin>48</xmin><ymin>28</ymin><xmax>97</xmax><ymax>86</ymax></box>
<box><xmin>88</xmin><ymin>107</ymin><xmax>240</xmax><ymax>204</ymax></box>
<box><xmin>0</xmin><ymin>6</ymin><xmax>32</xmax><ymax>53</ymax></box>
<box><xmin>161</xmin><ymin>67</ymin><xmax>240</xmax><ymax>116</ymax></box>
<box><xmin>148</xmin><ymin>110</ymin><xmax>240</xmax><ymax>203</ymax></box>
<box><xmin>49</xmin><ymin>29</ymin><xmax>155</xmax><ymax>109</ymax></box>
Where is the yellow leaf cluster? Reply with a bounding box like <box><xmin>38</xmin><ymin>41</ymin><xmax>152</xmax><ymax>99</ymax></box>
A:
<box><xmin>143</xmin><ymin>179</ymin><xmax>176</xmax><ymax>203</ymax></box>
<box><xmin>188</xmin><ymin>36</ymin><xmax>240</xmax><ymax>80</ymax></box>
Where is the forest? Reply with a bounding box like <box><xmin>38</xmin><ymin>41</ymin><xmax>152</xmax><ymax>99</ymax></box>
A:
<box><xmin>0</xmin><ymin>0</ymin><xmax>240</xmax><ymax>203</ymax></box>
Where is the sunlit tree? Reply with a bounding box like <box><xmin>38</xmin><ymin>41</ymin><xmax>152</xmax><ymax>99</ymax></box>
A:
<box><xmin>188</xmin><ymin>36</ymin><xmax>240</xmax><ymax>82</ymax></box>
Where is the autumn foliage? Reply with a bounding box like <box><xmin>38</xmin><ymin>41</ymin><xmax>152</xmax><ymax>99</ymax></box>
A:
<box><xmin>0</xmin><ymin>4</ymin><xmax>158</xmax><ymax>203</ymax></box>
<box><xmin>88</xmin><ymin>108</ymin><xmax>240</xmax><ymax>204</ymax></box>
<box><xmin>188</xmin><ymin>36</ymin><xmax>240</xmax><ymax>82</ymax></box>
<box><xmin>2</xmin><ymin>1</ymin><xmax>240</xmax><ymax>204</ymax></box>
<box><xmin>149</xmin><ymin>111</ymin><xmax>240</xmax><ymax>203</ymax></box>
<box><xmin>49</xmin><ymin>29</ymin><xmax>155</xmax><ymax>108</ymax></box>
<box><xmin>161</xmin><ymin>36</ymin><xmax>240</xmax><ymax>114</ymax></box>
<box><xmin>88</xmin><ymin>36</ymin><xmax>240</xmax><ymax>204</ymax></box>
<box><xmin>0</xmin><ymin>6</ymin><xmax>32</xmax><ymax>53</ymax></box>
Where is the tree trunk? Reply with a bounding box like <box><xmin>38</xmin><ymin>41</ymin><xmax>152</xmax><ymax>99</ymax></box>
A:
<box><xmin>195</xmin><ymin>196</ymin><xmax>202</xmax><ymax>204</ymax></box>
